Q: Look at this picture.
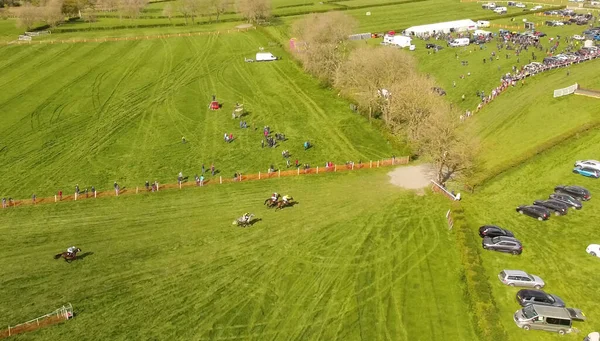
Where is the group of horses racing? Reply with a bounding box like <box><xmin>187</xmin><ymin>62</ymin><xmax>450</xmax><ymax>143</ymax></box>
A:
<box><xmin>232</xmin><ymin>193</ymin><xmax>296</xmax><ymax>227</ymax></box>
<box><xmin>55</xmin><ymin>195</ymin><xmax>297</xmax><ymax>261</ymax></box>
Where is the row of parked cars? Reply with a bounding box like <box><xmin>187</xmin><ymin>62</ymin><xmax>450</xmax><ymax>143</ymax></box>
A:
<box><xmin>516</xmin><ymin>185</ymin><xmax>590</xmax><ymax>220</ymax></box>
<box><xmin>480</xmin><ymin>160</ymin><xmax>599</xmax><ymax>336</ymax></box>
<box><xmin>496</xmin><ymin>270</ymin><xmax>586</xmax><ymax>334</ymax></box>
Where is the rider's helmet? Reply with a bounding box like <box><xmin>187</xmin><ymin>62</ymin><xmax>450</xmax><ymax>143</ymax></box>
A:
<box><xmin>245</xmin><ymin>212</ymin><xmax>249</xmax><ymax>216</ymax></box>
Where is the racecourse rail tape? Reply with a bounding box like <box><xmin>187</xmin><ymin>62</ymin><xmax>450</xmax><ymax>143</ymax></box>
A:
<box><xmin>0</xmin><ymin>157</ymin><xmax>409</xmax><ymax>209</ymax></box>
<box><xmin>3</xmin><ymin>27</ymin><xmax>256</xmax><ymax>46</ymax></box>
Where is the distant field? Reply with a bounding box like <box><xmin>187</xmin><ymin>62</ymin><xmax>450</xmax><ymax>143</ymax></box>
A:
<box><xmin>0</xmin><ymin>170</ymin><xmax>477</xmax><ymax>340</ymax></box>
<box><xmin>0</xmin><ymin>31</ymin><xmax>404</xmax><ymax>198</ymax></box>
<box><xmin>462</xmin><ymin>129</ymin><xmax>600</xmax><ymax>340</ymax></box>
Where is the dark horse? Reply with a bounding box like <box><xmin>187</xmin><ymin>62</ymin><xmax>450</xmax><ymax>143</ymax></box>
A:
<box><xmin>275</xmin><ymin>198</ymin><xmax>294</xmax><ymax>211</ymax></box>
<box><xmin>264</xmin><ymin>198</ymin><xmax>278</xmax><ymax>208</ymax></box>
<box><xmin>54</xmin><ymin>248</ymin><xmax>81</xmax><ymax>262</ymax></box>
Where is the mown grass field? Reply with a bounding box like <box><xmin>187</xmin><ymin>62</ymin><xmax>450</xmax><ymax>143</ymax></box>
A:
<box><xmin>462</xmin><ymin>129</ymin><xmax>600</xmax><ymax>339</ymax></box>
<box><xmin>0</xmin><ymin>169</ymin><xmax>477</xmax><ymax>340</ymax></box>
<box><xmin>0</xmin><ymin>30</ymin><xmax>405</xmax><ymax>199</ymax></box>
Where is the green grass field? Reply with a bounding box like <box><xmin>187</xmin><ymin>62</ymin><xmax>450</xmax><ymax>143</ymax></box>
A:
<box><xmin>0</xmin><ymin>31</ymin><xmax>405</xmax><ymax>199</ymax></box>
<box><xmin>462</xmin><ymin>129</ymin><xmax>600</xmax><ymax>339</ymax></box>
<box><xmin>0</xmin><ymin>170</ymin><xmax>477</xmax><ymax>340</ymax></box>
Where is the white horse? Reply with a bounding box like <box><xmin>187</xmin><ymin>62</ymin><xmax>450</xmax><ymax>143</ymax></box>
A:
<box><xmin>232</xmin><ymin>214</ymin><xmax>255</xmax><ymax>227</ymax></box>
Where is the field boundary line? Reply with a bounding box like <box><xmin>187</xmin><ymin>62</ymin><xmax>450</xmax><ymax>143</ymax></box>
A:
<box><xmin>3</xmin><ymin>26</ymin><xmax>257</xmax><ymax>46</ymax></box>
<box><xmin>0</xmin><ymin>156</ymin><xmax>409</xmax><ymax>209</ymax></box>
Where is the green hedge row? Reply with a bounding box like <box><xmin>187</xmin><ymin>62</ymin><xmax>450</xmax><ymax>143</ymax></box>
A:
<box><xmin>272</xmin><ymin>0</ymin><xmax>425</xmax><ymax>17</ymax></box>
<box><xmin>467</xmin><ymin>119</ymin><xmax>600</xmax><ymax>192</ymax></box>
<box><xmin>452</xmin><ymin>204</ymin><xmax>508</xmax><ymax>341</ymax></box>
<box><xmin>472</xmin><ymin>5</ymin><xmax>566</xmax><ymax>22</ymax></box>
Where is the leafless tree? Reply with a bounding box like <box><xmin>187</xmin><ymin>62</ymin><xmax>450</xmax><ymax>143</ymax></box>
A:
<box><xmin>292</xmin><ymin>12</ymin><xmax>357</xmax><ymax>84</ymax></box>
<box><xmin>42</xmin><ymin>0</ymin><xmax>64</xmax><ymax>27</ymax></box>
<box><xmin>162</xmin><ymin>3</ymin><xmax>173</xmax><ymax>23</ymax></box>
<box><xmin>236</xmin><ymin>0</ymin><xmax>269</xmax><ymax>23</ymax></box>
<box><xmin>14</xmin><ymin>3</ymin><xmax>40</xmax><ymax>29</ymax></box>
<box><xmin>206</xmin><ymin>0</ymin><xmax>229</xmax><ymax>22</ymax></box>
<box><xmin>178</xmin><ymin>0</ymin><xmax>201</xmax><ymax>24</ymax></box>
<box><xmin>118</xmin><ymin>0</ymin><xmax>147</xmax><ymax>19</ymax></box>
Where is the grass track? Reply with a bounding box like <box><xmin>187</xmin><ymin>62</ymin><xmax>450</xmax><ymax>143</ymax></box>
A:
<box><xmin>0</xmin><ymin>31</ymin><xmax>405</xmax><ymax>198</ymax></box>
<box><xmin>0</xmin><ymin>169</ymin><xmax>476</xmax><ymax>340</ymax></box>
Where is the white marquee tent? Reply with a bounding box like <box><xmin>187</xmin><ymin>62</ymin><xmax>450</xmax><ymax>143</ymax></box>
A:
<box><xmin>405</xmin><ymin>19</ymin><xmax>478</xmax><ymax>36</ymax></box>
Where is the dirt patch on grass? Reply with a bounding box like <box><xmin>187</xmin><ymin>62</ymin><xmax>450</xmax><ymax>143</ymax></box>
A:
<box><xmin>235</xmin><ymin>23</ymin><xmax>254</xmax><ymax>29</ymax></box>
<box><xmin>388</xmin><ymin>164</ymin><xmax>435</xmax><ymax>195</ymax></box>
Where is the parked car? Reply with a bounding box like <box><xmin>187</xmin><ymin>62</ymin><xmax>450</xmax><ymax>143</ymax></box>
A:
<box><xmin>575</xmin><ymin>160</ymin><xmax>600</xmax><ymax>172</ymax></box>
<box><xmin>555</xmin><ymin>185</ymin><xmax>591</xmax><ymax>201</ymax></box>
<box><xmin>498</xmin><ymin>269</ymin><xmax>545</xmax><ymax>288</ymax></box>
<box><xmin>516</xmin><ymin>289</ymin><xmax>565</xmax><ymax>307</ymax></box>
<box><xmin>479</xmin><ymin>225</ymin><xmax>514</xmax><ymax>238</ymax></box>
<box><xmin>533</xmin><ymin>200</ymin><xmax>568</xmax><ymax>216</ymax></box>
<box><xmin>425</xmin><ymin>43</ymin><xmax>443</xmax><ymax>49</ymax></box>
<box><xmin>549</xmin><ymin>193</ymin><xmax>582</xmax><ymax>210</ymax></box>
<box><xmin>516</xmin><ymin>205</ymin><xmax>550</xmax><ymax>220</ymax></box>
<box><xmin>482</xmin><ymin>236</ymin><xmax>523</xmax><ymax>254</ymax></box>
<box><xmin>586</xmin><ymin>244</ymin><xmax>600</xmax><ymax>257</ymax></box>
<box><xmin>585</xmin><ymin>332</ymin><xmax>600</xmax><ymax>341</ymax></box>
<box><xmin>514</xmin><ymin>304</ymin><xmax>585</xmax><ymax>334</ymax></box>
<box><xmin>573</xmin><ymin>166</ymin><xmax>600</xmax><ymax>179</ymax></box>
<box><xmin>516</xmin><ymin>2</ymin><xmax>526</xmax><ymax>7</ymax></box>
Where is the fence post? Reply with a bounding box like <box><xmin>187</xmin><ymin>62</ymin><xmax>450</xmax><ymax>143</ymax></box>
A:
<box><xmin>136</xmin><ymin>187</ymin><xmax>139</xmax><ymax>194</ymax></box>
<box><xmin>8</xmin><ymin>326</ymin><xmax>10</xmax><ymax>336</ymax></box>
<box><xmin>297</xmin><ymin>168</ymin><xmax>300</xmax><ymax>175</ymax></box>
<box><xmin>74</xmin><ymin>193</ymin><xmax>77</xmax><ymax>201</ymax></box>
<box><xmin>278</xmin><ymin>170</ymin><xmax>281</xmax><ymax>178</ymax></box>
<box><xmin>377</xmin><ymin>160</ymin><xmax>380</xmax><ymax>167</ymax></box>
<box><xmin>316</xmin><ymin>166</ymin><xmax>319</xmax><ymax>174</ymax></box>
<box><xmin>352</xmin><ymin>163</ymin><xmax>354</xmax><ymax>170</ymax></box>
<box><xmin>94</xmin><ymin>191</ymin><xmax>97</xmax><ymax>198</ymax></box>
<box><xmin>55</xmin><ymin>195</ymin><xmax>57</xmax><ymax>203</ymax></box>
<box><xmin>370</xmin><ymin>160</ymin><xmax>372</xmax><ymax>168</ymax></box>
<box><xmin>179</xmin><ymin>182</ymin><xmax>182</xmax><ymax>189</ymax></box>
<box><xmin>220</xmin><ymin>176</ymin><xmax>222</xmax><ymax>184</ymax></box>
<box><xmin>259</xmin><ymin>171</ymin><xmax>261</xmax><ymax>179</ymax></box>
<box><xmin>334</xmin><ymin>164</ymin><xmax>337</xmax><ymax>172</ymax></box>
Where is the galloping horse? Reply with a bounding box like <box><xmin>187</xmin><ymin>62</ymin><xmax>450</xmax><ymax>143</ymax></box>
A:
<box><xmin>54</xmin><ymin>248</ymin><xmax>81</xmax><ymax>262</ymax></box>
<box><xmin>275</xmin><ymin>197</ymin><xmax>294</xmax><ymax>211</ymax></box>
<box><xmin>264</xmin><ymin>198</ymin><xmax>278</xmax><ymax>208</ymax></box>
<box><xmin>233</xmin><ymin>214</ymin><xmax>255</xmax><ymax>227</ymax></box>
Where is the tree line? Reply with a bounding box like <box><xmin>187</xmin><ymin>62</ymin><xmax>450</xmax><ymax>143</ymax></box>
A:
<box><xmin>291</xmin><ymin>12</ymin><xmax>478</xmax><ymax>184</ymax></box>
<box><xmin>3</xmin><ymin>0</ymin><xmax>270</xmax><ymax>30</ymax></box>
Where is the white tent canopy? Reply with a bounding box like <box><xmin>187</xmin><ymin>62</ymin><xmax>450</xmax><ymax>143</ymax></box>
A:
<box><xmin>405</xmin><ymin>19</ymin><xmax>477</xmax><ymax>36</ymax></box>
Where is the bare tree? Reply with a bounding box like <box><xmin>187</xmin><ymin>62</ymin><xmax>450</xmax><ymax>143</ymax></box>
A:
<box><xmin>206</xmin><ymin>0</ymin><xmax>228</xmax><ymax>22</ymax></box>
<box><xmin>81</xmin><ymin>2</ymin><xmax>97</xmax><ymax>26</ymax></box>
<box><xmin>292</xmin><ymin>12</ymin><xmax>357</xmax><ymax>84</ymax></box>
<box><xmin>42</xmin><ymin>0</ymin><xmax>64</xmax><ymax>27</ymax></box>
<box><xmin>118</xmin><ymin>0</ymin><xmax>147</xmax><ymax>19</ymax></box>
<box><xmin>236</xmin><ymin>0</ymin><xmax>269</xmax><ymax>23</ymax></box>
<box><xmin>162</xmin><ymin>3</ymin><xmax>173</xmax><ymax>24</ymax></box>
<box><xmin>14</xmin><ymin>3</ymin><xmax>40</xmax><ymax>30</ymax></box>
<box><xmin>178</xmin><ymin>0</ymin><xmax>200</xmax><ymax>24</ymax></box>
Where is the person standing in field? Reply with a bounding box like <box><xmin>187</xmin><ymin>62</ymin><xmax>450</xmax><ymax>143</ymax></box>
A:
<box><xmin>91</xmin><ymin>186</ymin><xmax>95</xmax><ymax>197</ymax></box>
<box><xmin>202</xmin><ymin>164</ymin><xmax>205</xmax><ymax>174</ymax></box>
<box><xmin>32</xmin><ymin>194</ymin><xmax>36</xmax><ymax>204</ymax></box>
<box><xmin>211</xmin><ymin>164</ymin><xmax>215</xmax><ymax>176</ymax></box>
<box><xmin>145</xmin><ymin>181</ymin><xmax>150</xmax><ymax>191</ymax></box>
<box><xmin>200</xmin><ymin>175</ymin><xmax>204</xmax><ymax>186</ymax></box>
<box><xmin>58</xmin><ymin>190</ymin><xmax>63</xmax><ymax>201</ymax></box>
<box><xmin>75</xmin><ymin>184</ymin><xmax>80</xmax><ymax>197</ymax></box>
<box><xmin>114</xmin><ymin>182</ymin><xmax>119</xmax><ymax>196</ymax></box>
<box><xmin>2</xmin><ymin>197</ymin><xmax>6</xmax><ymax>208</ymax></box>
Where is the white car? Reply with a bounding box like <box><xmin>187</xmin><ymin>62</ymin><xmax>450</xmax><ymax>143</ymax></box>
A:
<box><xmin>531</xmin><ymin>5</ymin><xmax>542</xmax><ymax>10</ymax></box>
<box><xmin>585</xmin><ymin>332</ymin><xmax>600</xmax><ymax>341</ymax></box>
<box><xmin>575</xmin><ymin>160</ymin><xmax>600</xmax><ymax>172</ymax></box>
<box><xmin>573</xmin><ymin>35</ymin><xmax>586</xmax><ymax>41</ymax></box>
<box><xmin>587</xmin><ymin>244</ymin><xmax>600</xmax><ymax>257</ymax></box>
<box><xmin>553</xmin><ymin>21</ymin><xmax>564</xmax><ymax>26</ymax></box>
<box><xmin>516</xmin><ymin>2</ymin><xmax>526</xmax><ymax>7</ymax></box>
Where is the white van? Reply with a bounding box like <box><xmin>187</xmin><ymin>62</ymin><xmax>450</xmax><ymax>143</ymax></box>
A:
<box><xmin>449</xmin><ymin>38</ymin><xmax>470</xmax><ymax>47</ymax></box>
<box><xmin>477</xmin><ymin>20</ymin><xmax>491</xmax><ymax>28</ymax></box>
<box><xmin>494</xmin><ymin>6</ymin><xmax>507</xmax><ymax>13</ymax></box>
<box><xmin>255</xmin><ymin>52</ymin><xmax>278</xmax><ymax>61</ymax></box>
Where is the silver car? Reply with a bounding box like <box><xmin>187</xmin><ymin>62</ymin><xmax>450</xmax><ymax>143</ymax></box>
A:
<box><xmin>498</xmin><ymin>269</ymin><xmax>545</xmax><ymax>289</ymax></box>
<box><xmin>575</xmin><ymin>160</ymin><xmax>600</xmax><ymax>172</ymax></box>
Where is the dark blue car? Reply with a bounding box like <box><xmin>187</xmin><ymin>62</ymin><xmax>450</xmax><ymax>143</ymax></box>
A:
<box><xmin>573</xmin><ymin>166</ymin><xmax>600</xmax><ymax>179</ymax></box>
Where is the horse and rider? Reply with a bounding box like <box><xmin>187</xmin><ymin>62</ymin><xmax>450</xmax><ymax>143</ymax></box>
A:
<box><xmin>264</xmin><ymin>192</ymin><xmax>279</xmax><ymax>208</ymax></box>
<box><xmin>54</xmin><ymin>246</ymin><xmax>81</xmax><ymax>262</ymax></box>
<box><xmin>276</xmin><ymin>195</ymin><xmax>294</xmax><ymax>210</ymax></box>
<box><xmin>233</xmin><ymin>213</ymin><xmax>254</xmax><ymax>227</ymax></box>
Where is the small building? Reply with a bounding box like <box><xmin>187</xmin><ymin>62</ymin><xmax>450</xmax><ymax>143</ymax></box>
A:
<box><xmin>405</xmin><ymin>19</ymin><xmax>478</xmax><ymax>37</ymax></box>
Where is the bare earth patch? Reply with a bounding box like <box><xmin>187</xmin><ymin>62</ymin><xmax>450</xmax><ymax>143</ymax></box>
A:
<box><xmin>388</xmin><ymin>164</ymin><xmax>435</xmax><ymax>195</ymax></box>
<box><xmin>235</xmin><ymin>24</ymin><xmax>254</xmax><ymax>29</ymax></box>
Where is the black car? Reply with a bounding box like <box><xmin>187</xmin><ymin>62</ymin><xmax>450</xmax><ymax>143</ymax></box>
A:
<box><xmin>533</xmin><ymin>199</ymin><xmax>568</xmax><ymax>216</ymax></box>
<box><xmin>479</xmin><ymin>225</ymin><xmax>514</xmax><ymax>238</ymax></box>
<box><xmin>555</xmin><ymin>185</ymin><xmax>591</xmax><ymax>201</ymax></box>
<box><xmin>425</xmin><ymin>43</ymin><xmax>443</xmax><ymax>50</ymax></box>
<box><xmin>482</xmin><ymin>236</ymin><xmax>523</xmax><ymax>255</ymax></box>
<box><xmin>516</xmin><ymin>289</ymin><xmax>565</xmax><ymax>307</ymax></box>
<box><xmin>549</xmin><ymin>193</ymin><xmax>583</xmax><ymax>210</ymax></box>
<box><xmin>516</xmin><ymin>205</ymin><xmax>550</xmax><ymax>220</ymax></box>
